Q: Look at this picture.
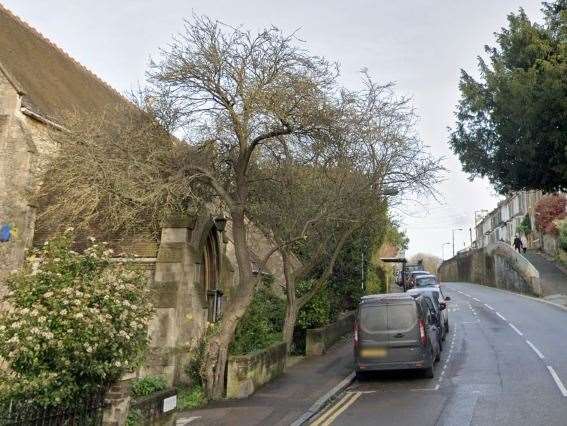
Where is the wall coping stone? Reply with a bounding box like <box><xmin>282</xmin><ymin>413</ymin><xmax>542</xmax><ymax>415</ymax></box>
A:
<box><xmin>161</xmin><ymin>215</ymin><xmax>196</xmax><ymax>229</ymax></box>
<box><xmin>306</xmin><ymin>312</ymin><xmax>355</xmax><ymax>356</ymax></box>
<box><xmin>226</xmin><ymin>341</ymin><xmax>287</xmax><ymax>399</ymax></box>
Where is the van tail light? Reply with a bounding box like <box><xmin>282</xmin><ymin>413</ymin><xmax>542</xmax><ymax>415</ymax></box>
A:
<box><xmin>353</xmin><ymin>321</ymin><xmax>359</xmax><ymax>347</ymax></box>
<box><xmin>419</xmin><ymin>319</ymin><xmax>427</xmax><ymax>346</ymax></box>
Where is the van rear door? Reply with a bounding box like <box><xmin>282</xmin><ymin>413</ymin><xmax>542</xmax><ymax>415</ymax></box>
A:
<box><xmin>385</xmin><ymin>302</ymin><xmax>421</xmax><ymax>362</ymax></box>
<box><xmin>358</xmin><ymin>304</ymin><xmax>389</xmax><ymax>358</ymax></box>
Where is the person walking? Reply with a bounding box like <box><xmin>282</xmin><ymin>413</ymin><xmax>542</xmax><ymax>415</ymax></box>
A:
<box><xmin>513</xmin><ymin>235</ymin><xmax>523</xmax><ymax>253</ymax></box>
<box><xmin>521</xmin><ymin>234</ymin><xmax>528</xmax><ymax>253</ymax></box>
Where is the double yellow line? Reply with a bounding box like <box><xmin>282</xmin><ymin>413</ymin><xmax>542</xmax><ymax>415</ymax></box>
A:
<box><xmin>310</xmin><ymin>391</ymin><xmax>362</xmax><ymax>426</ymax></box>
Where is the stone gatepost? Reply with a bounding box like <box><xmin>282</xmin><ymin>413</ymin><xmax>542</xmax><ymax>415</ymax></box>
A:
<box><xmin>102</xmin><ymin>381</ymin><xmax>131</xmax><ymax>426</ymax></box>
<box><xmin>145</xmin><ymin>215</ymin><xmax>196</xmax><ymax>385</ymax></box>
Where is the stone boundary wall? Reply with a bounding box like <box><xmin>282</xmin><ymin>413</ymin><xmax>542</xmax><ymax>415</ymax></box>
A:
<box><xmin>543</xmin><ymin>234</ymin><xmax>560</xmax><ymax>257</ymax></box>
<box><xmin>306</xmin><ymin>312</ymin><xmax>355</xmax><ymax>356</ymax></box>
<box><xmin>226</xmin><ymin>341</ymin><xmax>287</xmax><ymax>399</ymax></box>
<box><xmin>129</xmin><ymin>388</ymin><xmax>177</xmax><ymax>426</ymax></box>
<box><xmin>438</xmin><ymin>242</ymin><xmax>541</xmax><ymax>296</ymax></box>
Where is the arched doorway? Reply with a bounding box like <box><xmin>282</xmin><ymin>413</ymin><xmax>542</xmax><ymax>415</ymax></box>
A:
<box><xmin>201</xmin><ymin>228</ymin><xmax>223</xmax><ymax>322</ymax></box>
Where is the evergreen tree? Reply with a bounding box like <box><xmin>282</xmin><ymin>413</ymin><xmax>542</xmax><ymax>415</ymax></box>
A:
<box><xmin>450</xmin><ymin>1</ymin><xmax>567</xmax><ymax>193</ymax></box>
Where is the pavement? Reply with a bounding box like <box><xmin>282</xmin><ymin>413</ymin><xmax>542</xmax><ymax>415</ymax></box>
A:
<box><xmin>177</xmin><ymin>336</ymin><xmax>354</xmax><ymax>426</ymax></box>
<box><xmin>523</xmin><ymin>250</ymin><xmax>567</xmax><ymax>299</ymax></box>
<box><xmin>311</xmin><ymin>282</ymin><xmax>567</xmax><ymax>426</ymax></box>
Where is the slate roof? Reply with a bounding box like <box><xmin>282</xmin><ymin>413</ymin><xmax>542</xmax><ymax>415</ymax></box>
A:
<box><xmin>0</xmin><ymin>3</ymin><xmax>130</xmax><ymax>123</ymax></box>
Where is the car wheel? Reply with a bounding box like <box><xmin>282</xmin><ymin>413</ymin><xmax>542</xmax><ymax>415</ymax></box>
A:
<box><xmin>356</xmin><ymin>370</ymin><xmax>367</xmax><ymax>381</ymax></box>
<box><xmin>423</xmin><ymin>365</ymin><xmax>434</xmax><ymax>378</ymax></box>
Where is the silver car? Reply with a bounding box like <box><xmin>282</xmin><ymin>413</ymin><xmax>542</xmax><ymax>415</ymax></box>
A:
<box><xmin>414</xmin><ymin>274</ymin><xmax>440</xmax><ymax>288</ymax></box>
<box><xmin>407</xmin><ymin>287</ymin><xmax>450</xmax><ymax>344</ymax></box>
<box><xmin>354</xmin><ymin>293</ymin><xmax>441</xmax><ymax>379</ymax></box>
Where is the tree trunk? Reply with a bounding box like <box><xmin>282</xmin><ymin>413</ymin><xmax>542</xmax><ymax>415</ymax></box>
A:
<box><xmin>201</xmin><ymin>310</ymin><xmax>239</xmax><ymax>399</ymax></box>
<box><xmin>282</xmin><ymin>303</ymin><xmax>298</xmax><ymax>352</ymax></box>
<box><xmin>281</xmin><ymin>249</ymin><xmax>298</xmax><ymax>353</ymax></box>
<box><xmin>201</xmin><ymin>207</ymin><xmax>257</xmax><ymax>399</ymax></box>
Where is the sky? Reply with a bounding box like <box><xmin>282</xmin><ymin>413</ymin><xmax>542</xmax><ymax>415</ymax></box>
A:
<box><xmin>2</xmin><ymin>0</ymin><xmax>545</xmax><ymax>259</ymax></box>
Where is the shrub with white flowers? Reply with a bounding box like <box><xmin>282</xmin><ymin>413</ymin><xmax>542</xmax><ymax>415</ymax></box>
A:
<box><xmin>0</xmin><ymin>230</ymin><xmax>154</xmax><ymax>407</ymax></box>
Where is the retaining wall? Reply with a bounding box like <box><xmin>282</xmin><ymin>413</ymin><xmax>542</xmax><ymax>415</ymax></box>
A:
<box><xmin>306</xmin><ymin>312</ymin><xmax>355</xmax><ymax>356</ymax></box>
<box><xmin>226</xmin><ymin>341</ymin><xmax>287</xmax><ymax>399</ymax></box>
<box><xmin>129</xmin><ymin>388</ymin><xmax>177</xmax><ymax>426</ymax></box>
<box><xmin>438</xmin><ymin>242</ymin><xmax>541</xmax><ymax>296</ymax></box>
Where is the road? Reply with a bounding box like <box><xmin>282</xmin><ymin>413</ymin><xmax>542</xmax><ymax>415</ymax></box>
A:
<box><xmin>309</xmin><ymin>282</ymin><xmax>567</xmax><ymax>426</ymax></box>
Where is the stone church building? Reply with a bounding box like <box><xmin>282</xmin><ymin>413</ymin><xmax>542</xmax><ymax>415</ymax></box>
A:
<box><xmin>0</xmin><ymin>3</ymin><xmax>285</xmax><ymax>393</ymax></box>
<box><xmin>0</xmin><ymin>3</ymin><xmax>131</xmax><ymax>287</ymax></box>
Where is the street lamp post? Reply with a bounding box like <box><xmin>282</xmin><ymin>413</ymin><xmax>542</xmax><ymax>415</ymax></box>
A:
<box><xmin>452</xmin><ymin>228</ymin><xmax>463</xmax><ymax>257</ymax></box>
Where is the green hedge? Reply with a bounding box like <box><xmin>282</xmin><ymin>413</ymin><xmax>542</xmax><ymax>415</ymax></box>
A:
<box><xmin>230</xmin><ymin>281</ymin><xmax>285</xmax><ymax>356</ymax></box>
<box><xmin>130</xmin><ymin>376</ymin><xmax>167</xmax><ymax>398</ymax></box>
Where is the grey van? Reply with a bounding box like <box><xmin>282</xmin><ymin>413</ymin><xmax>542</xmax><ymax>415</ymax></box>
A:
<box><xmin>354</xmin><ymin>293</ymin><xmax>440</xmax><ymax>379</ymax></box>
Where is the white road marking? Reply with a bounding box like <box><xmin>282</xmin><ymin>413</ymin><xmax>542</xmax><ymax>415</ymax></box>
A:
<box><xmin>526</xmin><ymin>340</ymin><xmax>545</xmax><ymax>359</ymax></box>
<box><xmin>496</xmin><ymin>312</ymin><xmax>507</xmax><ymax>321</ymax></box>
<box><xmin>463</xmin><ymin>293</ymin><xmax>471</xmax><ymax>297</ymax></box>
<box><xmin>547</xmin><ymin>366</ymin><xmax>567</xmax><ymax>397</ymax></box>
<box><xmin>177</xmin><ymin>417</ymin><xmax>201</xmax><ymax>425</ymax></box>
<box><xmin>413</xmin><ymin>384</ymin><xmax>440</xmax><ymax>391</ymax></box>
<box><xmin>484</xmin><ymin>304</ymin><xmax>495</xmax><ymax>310</ymax></box>
<box><xmin>473</xmin><ymin>297</ymin><xmax>480</xmax><ymax>302</ymax></box>
<box><xmin>508</xmin><ymin>323</ymin><xmax>524</xmax><ymax>336</ymax></box>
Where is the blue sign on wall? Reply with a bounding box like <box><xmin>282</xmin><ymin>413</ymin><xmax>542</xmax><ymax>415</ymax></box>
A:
<box><xmin>0</xmin><ymin>224</ymin><xmax>12</xmax><ymax>242</ymax></box>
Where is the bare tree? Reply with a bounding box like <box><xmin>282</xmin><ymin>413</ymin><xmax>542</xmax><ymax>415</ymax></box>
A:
<box><xmin>148</xmin><ymin>17</ymin><xmax>340</xmax><ymax>398</ymax></box>
<box><xmin>249</xmin><ymin>76</ymin><xmax>442</xmax><ymax>350</ymax></box>
<box><xmin>37</xmin><ymin>106</ymin><xmax>203</xmax><ymax>241</ymax></box>
<box><xmin>409</xmin><ymin>253</ymin><xmax>443</xmax><ymax>274</ymax></box>
<box><xmin>38</xmin><ymin>17</ymin><xmax>442</xmax><ymax>398</ymax></box>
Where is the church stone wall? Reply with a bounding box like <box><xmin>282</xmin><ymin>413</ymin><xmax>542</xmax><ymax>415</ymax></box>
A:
<box><xmin>0</xmin><ymin>72</ymin><xmax>58</xmax><ymax>297</ymax></box>
<box><xmin>0</xmin><ymin>73</ymin><xmax>34</xmax><ymax>294</ymax></box>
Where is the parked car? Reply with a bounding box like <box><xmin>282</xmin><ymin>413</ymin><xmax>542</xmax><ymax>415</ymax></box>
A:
<box><xmin>406</xmin><ymin>270</ymin><xmax>430</xmax><ymax>289</ymax></box>
<box><xmin>407</xmin><ymin>287</ymin><xmax>450</xmax><ymax>343</ymax></box>
<box><xmin>395</xmin><ymin>270</ymin><xmax>404</xmax><ymax>287</ymax></box>
<box><xmin>354</xmin><ymin>293</ymin><xmax>441</xmax><ymax>379</ymax></box>
<box><xmin>414</xmin><ymin>274</ymin><xmax>440</xmax><ymax>288</ymax></box>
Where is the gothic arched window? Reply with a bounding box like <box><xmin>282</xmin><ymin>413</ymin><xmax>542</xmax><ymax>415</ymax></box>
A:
<box><xmin>201</xmin><ymin>229</ymin><xmax>222</xmax><ymax>322</ymax></box>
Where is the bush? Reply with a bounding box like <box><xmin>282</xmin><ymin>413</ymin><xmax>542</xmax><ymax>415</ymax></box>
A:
<box><xmin>517</xmin><ymin>214</ymin><xmax>532</xmax><ymax>236</ymax></box>
<box><xmin>365</xmin><ymin>266</ymin><xmax>384</xmax><ymax>295</ymax></box>
<box><xmin>185</xmin><ymin>336</ymin><xmax>207</xmax><ymax>386</ymax></box>
<box><xmin>229</xmin><ymin>281</ymin><xmax>285</xmax><ymax>355</ymax></box>
<box><xmin>0</xmin><ymin>231</ymin><xmax>154</xmax><ymax>407</ymax></box>
<box><xmin>130</xmin><ymin>376</ymin><xmax>167</xmax><ymax>398</ymax></box>
<box><xmin>535</xmin><ymin>195</ymin><xmax>567</xmax><ymax>235</ymax></box>
<box><xmin>296</xmin><ymin>280</ymin><xmax>331</xmax><ymax>331</ymax></box>
<box><xmin>126</xmin><ymin>408</ymin><xmax>143</xmax><ymax>426</ymax></box>
<box><xmin>290</xmin><ymin>281</ymin><xmax>332</xmax><ymax>354</ymax></box>
<box><xmin>178</xmin><ymin>384</ymin><xmax>207</xmax><ymax>410</ymax></box>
